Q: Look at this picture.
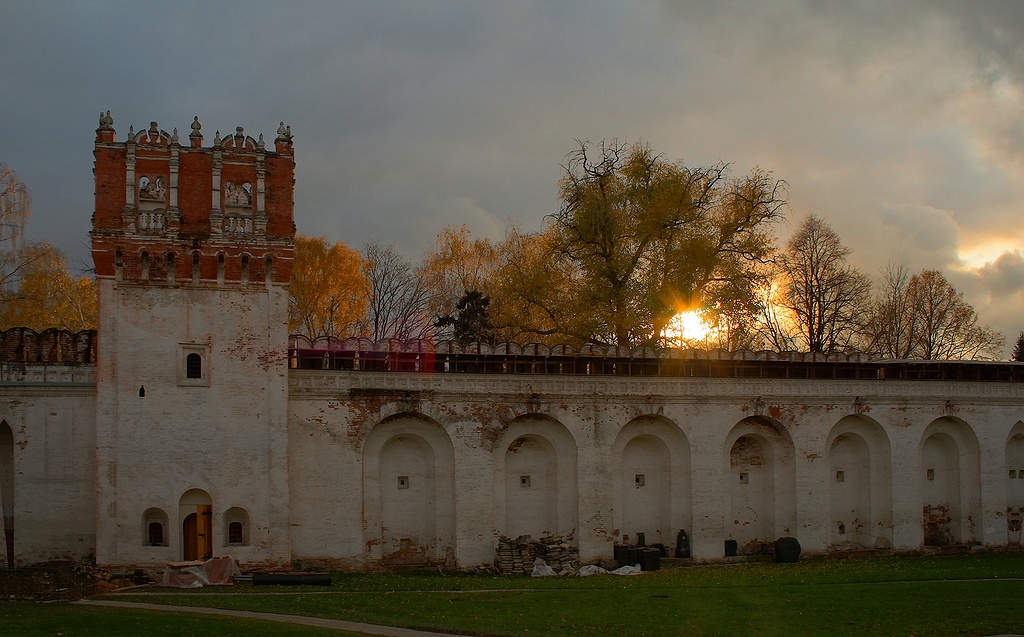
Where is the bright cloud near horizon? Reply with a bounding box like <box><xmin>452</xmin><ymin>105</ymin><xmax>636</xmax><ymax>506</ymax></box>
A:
<box><xmin>4</xmin><ymin>1</ymin><xmax>1024</xmax><ymax>353</ymax></box>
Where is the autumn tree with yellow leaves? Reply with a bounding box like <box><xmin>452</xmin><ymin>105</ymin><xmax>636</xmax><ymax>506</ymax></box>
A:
<box><xmin>288</xmin><ymin>234</ymin><xmax>368</xmax><ymax>339</ymax></box>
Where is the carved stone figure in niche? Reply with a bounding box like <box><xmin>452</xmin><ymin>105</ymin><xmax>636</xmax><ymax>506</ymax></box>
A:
<box><xmin>139</xmin><ymin>176</ymin><xmax>166</xmax><ymax>201</ymax></box>
<box><xmin>224</xmin><ymin>181</ymin><xmax>252</xmax><ymax>207</ymax></box>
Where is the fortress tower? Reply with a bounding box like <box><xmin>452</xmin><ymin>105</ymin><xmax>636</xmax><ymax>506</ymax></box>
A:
<box><xmin>91</xmin><ymin>113</ymin><xmax>295</xmax><ymax>566</ymax></box>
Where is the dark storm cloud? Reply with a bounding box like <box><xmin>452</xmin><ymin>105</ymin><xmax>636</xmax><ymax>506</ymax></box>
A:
<box><xmin>4</xmin><ymin>1</ymin><xmax>1024</xmax><ymax>352</ymax></box>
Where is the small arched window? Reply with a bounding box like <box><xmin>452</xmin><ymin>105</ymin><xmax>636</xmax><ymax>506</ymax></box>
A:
<box><xmin>224</xmin><ymin>507</ymin><xmax>250</xmax><ymax>546</ymax></box>
<box><xmin>148</xmin><ymin>522</ymin><xmax>164</xmax><ymax>546</ymax></box>
<box><xmin>186</xmin><ymin>353</ymin><xmax>202</xmax><ymax>379</ymax></box>
<box><xmin>143</xmin><ymin>508</ymin><xmax>168</xmax><ymax>547</ymax></box>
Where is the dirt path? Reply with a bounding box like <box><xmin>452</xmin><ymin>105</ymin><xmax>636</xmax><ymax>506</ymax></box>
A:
<box><xmin>74</xmin><ymin>599</ymin><xmax>474</xmax><ymax>637</ymax></box>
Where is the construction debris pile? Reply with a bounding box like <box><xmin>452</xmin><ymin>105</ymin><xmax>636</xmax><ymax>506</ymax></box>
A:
<box><xmin>495</xmin><ymin>534</ymin><xmax>579</xmax><ymax>575</ymax></box>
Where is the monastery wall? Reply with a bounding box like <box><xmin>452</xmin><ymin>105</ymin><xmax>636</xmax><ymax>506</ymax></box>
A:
<box><xmin>0</xmin><ymin>365</ymin><xmax>96</xmax><ymax>564</ymax></box>
<box><xmin>288</xmin><ymin>370</ymin><xmax>1024</xmax><ymax>568</ymax></box>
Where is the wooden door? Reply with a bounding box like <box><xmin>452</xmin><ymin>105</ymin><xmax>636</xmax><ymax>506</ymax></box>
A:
<box><xmin>197</xmin><ymin>504</ymin><xmax>213</xmax><ymax>559</ymax></box>
<box><xmin>183</xmin><ymin>513</ymin><xmax>197</xmax><ymax>560</ymax></box>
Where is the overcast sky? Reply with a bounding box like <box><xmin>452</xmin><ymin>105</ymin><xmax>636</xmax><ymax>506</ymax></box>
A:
<box><xmin>4</xmin><ymin>1</ymin><xmax>1024</xmax><ymax>353</ymax></box>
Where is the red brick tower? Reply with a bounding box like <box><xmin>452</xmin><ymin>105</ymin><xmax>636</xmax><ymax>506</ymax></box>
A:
<box><xmin>92</xmin><ymin>112</ymin><xmax>294</xmax><ymax>285</ymax></box>
<box><xmin>91</xmin><ymin>112</ymin><xmax>295</xmax><ymax>567</ymax></box>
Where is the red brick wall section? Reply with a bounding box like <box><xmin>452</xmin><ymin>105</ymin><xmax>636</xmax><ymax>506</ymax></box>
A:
<box><xmin>91</xmin><ymin>117</ymin><xmax>295</xmax><ymax>285</ymax></box>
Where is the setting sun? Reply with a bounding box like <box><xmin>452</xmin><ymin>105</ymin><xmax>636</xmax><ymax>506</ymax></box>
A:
<box><xmin>664</xmin><ymin>309</ymin><xmax>716</xmax><ymax>345</ymax></box>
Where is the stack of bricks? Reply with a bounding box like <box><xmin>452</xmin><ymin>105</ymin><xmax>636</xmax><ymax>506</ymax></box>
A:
<box><xmin>495</xmin><ymin>534</ymin><xmax>580</xmax><ymax>574</ymax></box>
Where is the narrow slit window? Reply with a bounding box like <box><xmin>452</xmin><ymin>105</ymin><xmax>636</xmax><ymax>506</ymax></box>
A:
<box><xmin>240</xmin><ymin>255</ymin><xmax>249</xmax><ymax>283</ymax></box>
<box><xmin>739</xmin><ymin>472</ymin><xmax>749</xmax><ymax>484</ymax></box>
<box><xmin>635</xmin><ymin>474</ymin><xmax>645</xmax><ymax>487</ymax></box>
<box><xmin>140</xmin><ymin>250</ymin><xmax>149</xmax><ymax>280</ymax></box>
<box><xmin>166</xmin><ymin>252</ymin><xmax>175</xmax><ymax>282</ymax></box>
<box><xmin>397</xmin><ymin>476</ymin><xmax>409</xmax><ymax>489</ymax></box>
<box><xmin>192</xmin><ymin>251</ymin><xmax>200</xmax><ymax>283</ymax></box>
<box><xmin>926</xmin><ymin>468</ymin><xmax>935</xmax><ymax>481</ymax></box>
<box><xmin>835</xmin><ymin>470</ymin><xmax>845</xmax><ymax>483</ymax></box>
<box><xmin>520</xmin><ymin>475</ymin><xmax>531</xmax><ymax>488</ymax></box>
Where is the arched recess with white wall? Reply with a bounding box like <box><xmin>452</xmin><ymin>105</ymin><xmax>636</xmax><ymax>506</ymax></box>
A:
<box><xmin>0</xmin><ymin>420</ymin><xmax>13</xmax><ymax>567</ymax></box>
<box><xmin>826</xmin><ymin>415</ymin><xmax>893</xmax><ymax>550</ymax></box>
<box><xmin>492</xmin><ymin>414</ymin><xmax>578</xmax><ymax>540</ymax></box>
<box><xmin>723</xmin><ymin>416</ymin><xmax>796</xmax><ymax>555</ymax></box>
<box><xmin>1005</xmin><ymin>422</ymin><xmax>1024</xmax><ymax>546</ymax></box>
<box><xmin>362</xmin><ymin>414</ymin><xmax>455</xmax><ymax>567</ymax></box>
<box><xmin>920</xmin><ymin>417</ymin><xmax>981</xmax><ymax>546</ymax></box>
<box><xmin>610</xmin><ymin>416</ymin><xmax>691</xmax><ymax>547</ymax></box>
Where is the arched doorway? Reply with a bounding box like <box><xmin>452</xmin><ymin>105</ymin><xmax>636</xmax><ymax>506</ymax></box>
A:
<box><xmin>179</xmin><ymin>489</ymin><xmax>213</xmax><ymax>561</ymax></box>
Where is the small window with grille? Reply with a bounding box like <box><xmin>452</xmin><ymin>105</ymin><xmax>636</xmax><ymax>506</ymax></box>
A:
<box><xmin>179</xmin><ymin>344</ymin><xmax>210</xmax><ymax>386</ymax></box>
<box><xmin>186</xmin><ymin>353</ymin><xmax>202</xmax><ymax>379</ymax></box>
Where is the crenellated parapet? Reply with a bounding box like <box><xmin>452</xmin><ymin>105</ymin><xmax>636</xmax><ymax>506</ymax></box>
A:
<box><xmin>0</xmin><ymin>328</ymin><xmax>96</xmax><ymax>364</ymax></box>
<box><xmin>91</xmin><ymin>112</ymin><xmax>295</xmax><ymax>287</ymax></box>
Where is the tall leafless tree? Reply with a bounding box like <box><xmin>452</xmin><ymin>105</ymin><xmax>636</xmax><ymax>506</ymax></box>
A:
<box><xmin>864</xmin><ymin>263</ymin><xmax>918</xmax><ymax>358</ymax></box>
<box><xmin>0</xmin><ymin>162</ymin><xmax>31</xmax><ymax>291</ymax></box>
<box><xmin>863</xmin><ymin>266</ymin><xmax>1003</xmax><ymax>360</ymax></box>
<box><xmin>907</xmin><ymin>269</ymin><xmax>1003</xmax><ymax>360</ymax></box>
<box><xmin>360</xmin><ymin>242</ymin><xmax>432</xmax><ymax>342</ymax></box>
<box><xmin>776</xmin><ymin>215</ymin><xmax>871</xmax><ymax>353</ymax></box>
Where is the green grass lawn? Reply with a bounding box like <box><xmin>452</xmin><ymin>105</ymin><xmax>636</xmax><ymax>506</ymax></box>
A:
<box><xmin>6</xmin><ymin>554</ymin><xmax>1024</xmax><ymax>636</ymax></box>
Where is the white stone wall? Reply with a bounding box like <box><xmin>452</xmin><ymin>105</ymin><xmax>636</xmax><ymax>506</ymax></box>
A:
<box><xmin>94</xmin><ymin>279</ymin><xmax>291</xmax><ymax>567</ymax></box>
<box><xmin>7</xmin><ymin>358</ymin><xmax>1024</xmax><ymax>569</ymax></box>
<box><xmin>0</xmin><ymin>378</ymin><xmax>96</xmax><ymax>564</ymax></box>
<box><xmin>289</xmin><ymin>371</ymin><xmax>1024</xmax><ymax>567</ymax></box>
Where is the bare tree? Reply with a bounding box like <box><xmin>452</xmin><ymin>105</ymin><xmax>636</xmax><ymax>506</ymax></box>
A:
<box><xmin>906</xmin><ymin>269</ymin><xmax>1003</xmax><ymax>360</ymax></box>
<box><xmin>864</xmin><ymin>263</ymin><xmax>918</xmax><ymax>358</ymax></box>
<box><xmin>863</xmin><ymin>266</ymin><xmax>1003</xmax><ymax>360</ymax></box>
<box><xmin>360</xmin><ymin>242</ymin><xmax>432</xmax><ymax>342</ymax></box>
<box><xmin>0</xmin><ymin>162</ymin><xmax>31</xmax><ymax>291</ymax></box>
<box><xmin>776</xmin><ymin>215</ymin><xmax>871</xmax><ymax>353</ymax></box>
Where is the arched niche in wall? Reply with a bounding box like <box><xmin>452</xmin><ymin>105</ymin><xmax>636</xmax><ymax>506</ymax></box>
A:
<box><xmin>492</xmin><ymin>415</ymin><xmax>578</xmax><ymax>540</ymax></box>
<box><xmin>1005</xmin><ymin>422</ymin><xmax>1024</xmax><ymax>546</ymax></box>
<box><xmin>920</xmin><ymin>417</ymin><xmax>981</xmax><ymax>546</ymax></box>
<box><xmin>826</xmin><ymin>415</ymin><xmax>893</xmax><ymax>551</ymax></box>
<box><xmin>723</xmin><ymin>416</ymin><xmax>796</xmax><ymax>556</ymax></box>
<box><xmin>143</xmin><ymin>507</ymin><xmax>169</xmax><ymax>547</ymax></box>
<box><xmin>362</xmin><ymin>414</ymin><xmax>455</xmax><ymax>567</ymax></box>
<box><xmin>0</xmin><ymin>420</ymin><xmax>13</xmax><ymax>567</ymax></box>
<box><xmin>610</xmin><ymin>416</ymin><xmax>691</xmax><ymax>547</ymax></box>
<box><xmin>223</xmin><ymin>506</ymin><xmax>250</xmax><ymax>547</ymax></box>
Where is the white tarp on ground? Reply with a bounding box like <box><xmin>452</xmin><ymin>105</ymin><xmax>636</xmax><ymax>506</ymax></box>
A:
<box><xmin>162</xmin><ymin>556</ymin><xmax>240</xmax><ymax>588</ymax></box>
